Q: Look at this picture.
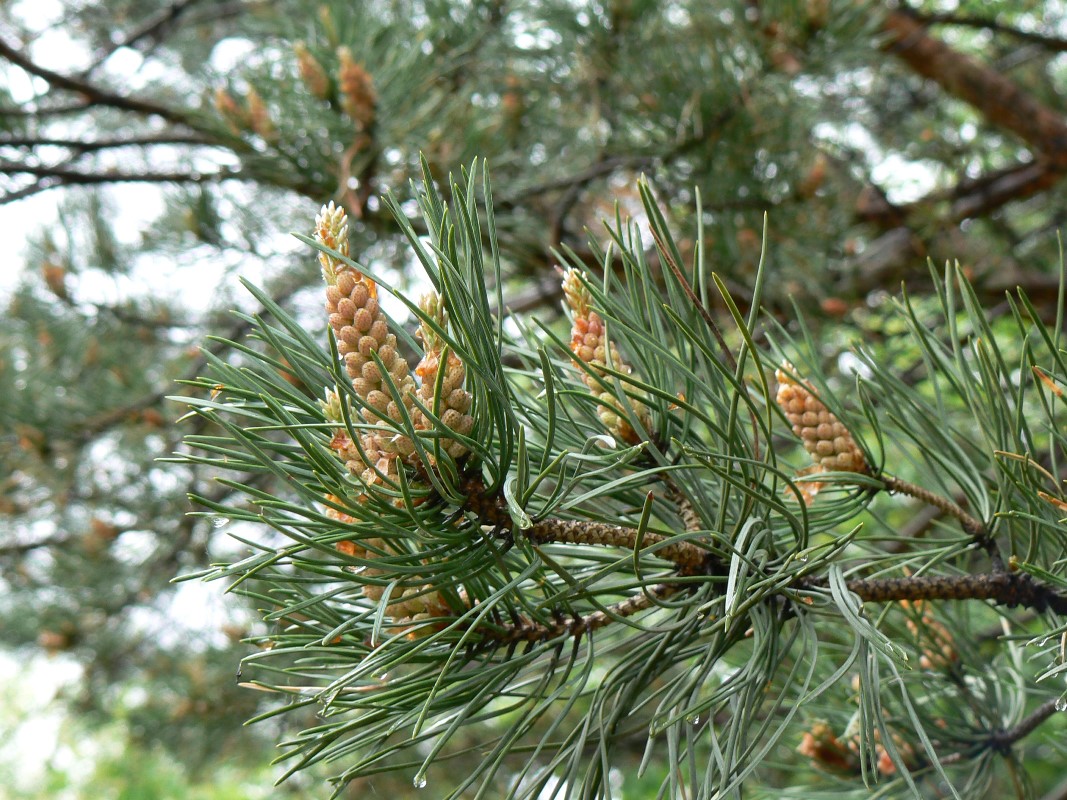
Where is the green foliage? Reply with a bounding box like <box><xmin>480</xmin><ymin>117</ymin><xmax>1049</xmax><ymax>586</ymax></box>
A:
<box><xmin>178</xmin><ymin>164</ymin><xmax>1067</xmax><ymax>797</ymax></box>
<box><xmin>6</xmin><ymin>0</ymin><xmax>1067</xmax><ymax>795</ymax></box>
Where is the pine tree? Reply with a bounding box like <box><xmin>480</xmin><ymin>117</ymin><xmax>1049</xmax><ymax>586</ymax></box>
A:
<box><xmin>4</xmin><ymin>1</ymin><xmax>1067</xmax><ymax>796</ymax></box>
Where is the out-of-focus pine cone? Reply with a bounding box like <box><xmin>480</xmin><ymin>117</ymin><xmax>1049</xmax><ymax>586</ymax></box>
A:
<box><xmin>336</xmin><ymin>47</ymin><xmax>376</xmax><ymax>129</ymax></box>
<box><xmin>295</xmin><ymin>42</ymin><xmax>331</xmax><ymax>99</ymax></box>
<box><xmin>797</xmin><ymin>720</ymin><xmax>857</xmax><ymax>773</ymax></box>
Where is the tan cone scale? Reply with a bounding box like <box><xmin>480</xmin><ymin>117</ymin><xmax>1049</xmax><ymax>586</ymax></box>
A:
<box><xmin>316</xmin><ymin>204</ymin><xmax>475</xmax><ymax>635</ymax></box>
<box><xmin>775</xmin><ymin>363</ymin><xmax>868</xmax><ymax>504</ymax></box>
<box><xmin>562</xmin><ymin>267</ymin><xmax>649</xmax><ymax>444</ymax></box>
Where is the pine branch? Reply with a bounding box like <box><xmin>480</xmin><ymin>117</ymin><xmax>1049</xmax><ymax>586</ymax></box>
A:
<box><xmin>0</xmin><ymin>101</ymin><xmax>95</xmax><ymax>117</ymax></box>
<box><xmin>484</xmin><ymin>582</ymin><xmax>681</xmax><ymax>643</ymax></box>
<box><xmin>0</xmin><ymin>34</ymin><xmax>195</xmax><ymax>128</ymax></box>
<box><xmin>883</xmin><ymin>10</ymin><xmax>1067</xmax><ymax>163</ymax></box>
<box><xmin>527</xmin><ymin>519</ymin><xmax>709</xmax><ymax>573</ymax></box>
<box><xmin>0</xmin><ymin>534</ymin><xmax>73</xmax><ymax>557</ymax></box>
<box><xmin>910</xmin><ymin>9</ymin><xmax>1067</xmax><ymax>53</ymax></box>
<box><xmin>880</xmin><ymin>474</ymin><xmax>1005</xmax><ymax>569</ymax></box>
<box><xmin>464</xmin><ymin>558</ymin><xmax>1067</xmax><ymax>647</ymax></box>
<box><xmin>0</xmin><ymin>133</ymin><xmax>215</xmax><ymax>151</ymax></box>
<box><xmin>78</xmin><ymin>0</ymin><xmax>208</xmax><ymax>78</ymax></box>
<box><xmin>987</xmin><ymin>698</ymin><xmax>1062</xmax><ymax>751</ymax></box>
<box><xmin>843</xmin><ymin>9</ymin><xmax>1067</xmax><ymax>295</ymax></box>
<box><xmin>69</xmin><ymin>279</ymin><xmax>306</xmax><ymax>446</ymax></box>
<box><xmin>880</xmin><ymin>475</ymin><xmax>985</xmax><ymax>538</ymax></box>
<box><xmin>809</xmin><ymin>572</ymin><xmax>1067</xmax><ymax>615</ymax></box>
<box><xmin>941</xmin><ymin>698</ymin><xmax>1062</xmax><ymax>766</ymax></box>
<box><xmin>0</xmin><ymin>162</ymin><xmax>241</xmax><ymax>204</ymax></box>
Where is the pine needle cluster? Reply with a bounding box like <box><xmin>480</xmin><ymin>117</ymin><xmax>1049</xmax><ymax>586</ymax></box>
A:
<box><xmin>176</xmin><ymin>163</ymin><xmax>1067</xmax><ymax>799</ymax></box>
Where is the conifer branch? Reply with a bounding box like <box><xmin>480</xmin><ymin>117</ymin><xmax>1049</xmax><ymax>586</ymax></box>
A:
<box><xmin>485</xmin><ymin>583</ymin><xmax>681</xmax><ymax>644</ymax></box>
<box><xmin>810</xmin><ymin>572</ymin><xmax>1067</xmax><ymax>616</ymax></box>
<box><xmin>664</xmin><ymin>476</ymin><xmax>703</xmax><ymax>535</ymax></box>
<box><xmin>883</xmin><ymin>9</ymin><xmax>1067</xmax><ymax>171</ymax></box>
<box><xmin>910</xmin><ymin>10</ymin><xmax>1067</xmax><ymax>53</ymax></box>
<box><xmin>0</xmin><ymin>35</ymin><xmax>196</xmax><ymax>128</ymax></box>
<box><xmin>0</xmin><ymin>161</ymin><xmax>241</xmax><ymax>188</ymax></box>
<box><xmin>879</xmin><ymin>474</ymin><xmax>1005</xmax><ymax>568</ymax></box>
<box><xmin>78</xmin><ymin>0</ymin><xmax>208</xmax><ymax>78</ymax></box>
<box><xmin>462</xmin><ymin>561</ymin><xmax>1067</xmax><ymax>648</ymax></box>
<box><xmin>987</xmin><ymin>698</ymin><xmax>1062</xmax><ymax>752</ymax></box>
<box><xmin>880</xmin><ymin>475</ymin><xmax>986</xmax><ymax>539</ymax></box>
<box><xmin>527</xmin><ymin>519</ymin><xmax>709</xmax><ymax>574</ymax></box>
<box><xmin>0</xmin><ymin>133</ymin><xmax>214</xmax><ymax>151</ymax></box>
<box><xmin>941</xmin><ymin>698</ymin><xmax>1061</xmax><ymax>765</ymax></box>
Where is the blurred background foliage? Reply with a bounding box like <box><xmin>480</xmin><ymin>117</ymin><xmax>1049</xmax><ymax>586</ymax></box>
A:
<box><xmin>3</xmin><ymin>0</ymin><xmax>1067</xmax><ymax>796</ymax></box>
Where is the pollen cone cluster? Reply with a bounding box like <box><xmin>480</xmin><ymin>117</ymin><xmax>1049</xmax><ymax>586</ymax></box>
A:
<box><xmin>798</xmin><ymin>718</ymin><xmax>917</xmax><ymax>777</ymax></box>
<box><xmin>319</xmin><ymin>202</ymin><xmax>415</xmax><ymax>491</ymax></box>
<box><xmin>316</xmin><ymin>204</ymin><xmax>474</xmax><ymax>632</ymax></box>
<box><xmin>213</xmin><ymin>87</ymin><xmax>247</xmax><ymax>134</ymax></box>
<box><xmin>562</xmin><ymin>268</ymin><xmax>650</xmax><ymax>444</ymax></box>
<box><xmin>900</xmin><ymin>599</ymin><xmax>957</xmax><ymax>671</ymax></box>
<box><xmin>326</xmin><ymin>498</ymin><xmax>451</xmax><ymax>636</ymax></box>
<box><xmin>336</xmin><ymin>47</ymin><xmax>376</xmax><ymax>129</ymax></box>
<box><xmin>797</xmin><ymin>720</ymin><xmax>856</xmax><ymax>774</ymax></box>
<box><xmin>294</xmin><ymin>42</ymin><xmax>331</xmax><ymax>99</ymax></box>
<box><xmin>244</xmin><ymin>87</ymin><xmax>275</xmax><ymax>141</ymax></box>
<box><xmin>775</xmin><ymin>362</ymin><xmax>868</xmax><ymax>504</ymax></box>
<box><xmin>411</xmin><ymin>292</ymin><xmax>474</xmax><ymax>460</ymax></box>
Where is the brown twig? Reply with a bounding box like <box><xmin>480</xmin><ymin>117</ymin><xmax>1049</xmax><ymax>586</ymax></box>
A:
<box><xmin>809</xmin><ymin>572</ymin><xmax>1067</xmax><ymax>615</ymax></box>
<box><xmin>941</xmin><ymin>698</ymin><xmax>1062</xmax><ymax>766</ymax></box>
<box><xmin>0</xmin><ymin>35</ymin><xmax>195</xmax><ymax>128</ymax></box>
<box><xmin>488</xmin><ymin>582</ymin><xmax>681</xmax><ymax>643</ymax></box>
<box><xmin>879</xmin><ymin>473</ymin><xmax>1005</xmax><ymax>570</ymax></box>
<box><xmin>527</xmin><ymin>518</ymin><xmax>708</xmax><ymax>574</ymax></box>
<box><xmin>79</xmin><ymin>0</ymin><xmax>207</xmax><ymax>77</ymax></box>
<box><xmin>880</xmin><ymin>475</ymin><xmax>985</xmax><ymax>538</ymax></box>
<box><xmin>0</xmin><ymin>162</ymin><xmax>242</xmax><ymax>204</ymax></box>
<box><xmin>0</xmin><ymin>133</ymin><xmax>214</xmax><ymax>151</ymax></box>
<box><xmin>842</xmin><ymin>9</ymin><xmax>1067</xmax><ymax>297</ymax></box>
<box><xmin>988</xmin><ymin>698</ymin><xmax>1062</xmax><ymax>751</ymax></box>
<box><xmin>882</xmin><ymin>10</ymin><xmax>1067</xmax><ymax>166</ymax></box>
<box><xmin>910</xmin><ymin>10</ymin><xmax>1067</xmax><ymax>53</ymax></box>
<box><xmin>1</xmin><ymin>161</ymin><xmax>239</xmax><ymax>185</ymax></box>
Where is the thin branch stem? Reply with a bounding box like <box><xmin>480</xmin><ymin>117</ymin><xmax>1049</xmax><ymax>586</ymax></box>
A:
<box><xmin>942</xmin><ymin>698</ymin><xmax>1062</xmax><ymax>765</ymax></box>
<box><xmin>813</xmin><ymin>572</ymin><xmax>1067</xmax><ymax>615</ymax></box>
<box><xmin>527</xmin><ymin>518</ymin><xmax>709</xmax><ymax>573</ymax></box>
<box><xmin>79</xmin><ymin>0</ymin><xmax>207</xmax><ymax>78</ymax></box>
<box><xmin>0</xmin><ymin>162</ymin><xmax>242</xmax><ymax>204</ymax></box>
<box><xmin>0</xmin><ymin>133</ymin><xmax>215</xmax><ymax>151</ymax></box>
<box><xmin>989</xmin><ymin>698</ymin><xmax>1061</xmax><ymax>751</ymax></box>
<box><xmin>487</xmin><ymin>582</ymin><xmax>680</xmax><ymax>643</ymax></box>
<box><xmin>0</xmin><ymin>35</ymin><xmax>195</xmax><ymax>128</ymax></box>
<box><xmin>881</xmin><ymin>474</ymin><xmax>986</xmax><ymax>538</ymax></box>
<box><xmin>911</xmin><ymin>10</ymin><xmax>1067</xmax><ymax>53</ymax></box>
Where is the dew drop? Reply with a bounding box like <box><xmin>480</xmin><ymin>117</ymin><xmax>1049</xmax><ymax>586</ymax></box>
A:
<box><xmin>1056</xmin><ymin>697</ymin><xmax>1067</xmax><ymax>713</ymax></box>
<box><xmin>211</xmin><ymin>516</ymin><xmax>231</xmax><ymax>528</ymax></box>
<box><xmin>413</xmin><ymin>773</ymin><xmax>427</xmax><ymax>789</ymax></box>
<box><xmin>685</xmin><ymin>714</ymin><xmax>702</xmax><ymax>726</ymax></box>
